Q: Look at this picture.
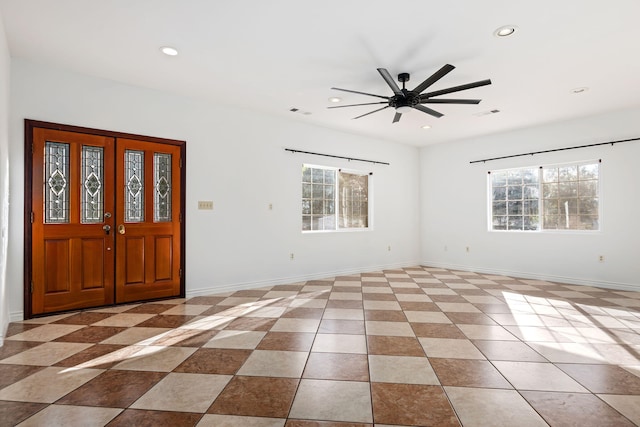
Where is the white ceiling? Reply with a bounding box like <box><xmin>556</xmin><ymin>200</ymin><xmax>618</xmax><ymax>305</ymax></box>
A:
<box><xmin>1</xmin><ymin>0</ymin><xmax>639</xmax><ymax>146</ymax></box>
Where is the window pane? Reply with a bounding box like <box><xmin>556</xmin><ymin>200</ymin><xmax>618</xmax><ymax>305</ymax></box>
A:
<box><xmin>579</xmin><ymin>164</ymin><xmax>599</xmax><ymax>180</ymax></box>
<box><xmin>523</xmin><ymin>200</ymin><xmax>538</xmax><ymax>215</ymax></box>
<box><xmin>312</xmin><ymin>199</ymin><xmax>324</xmax><ymax>214</ymax></box>
<box><xmin>302</xmin><ymin>183</ymin><xmax>311</xmax><ymax>198</ymax></box>
<box><xmin>492</xmin><ymin>187</ymin><xmax>506</xmax><ymax>201</ymax></box>
<box><xmin>302</xmin><ymin>166</ymin><xmax>311</xmax><ymax>183</ymax></box>
<box><xmin>302</xmin><ymin>216</ymin><xmax>311</xmax><ymax>230</ymax></box>
<box><xmin>578</xmin><ymin>180</ymin><xmax>597</xmax><ymax>198</ymax></box>
<box><xmin>492</xmin><ymin>216</ymin><xmax>507</xmax><ymax>230</ymax></box>
<box><xmin>559</xmin><ymin>165</ymin><xmax>578</xmax><ymax>181</ymax></box>
<box><xmin>523</xmin><ymin>185</ymin><xmax>539</xmax><ymax>199</ymax></box>
<box><xmin>81</xmin><ymin>145</ymin><xmax>104</xmax><ymax>224</ymax></box>
<box><xmin>324</xmin><ymin>169</ymin><xmax>335</xmax><ymax>184</ymax></box>
<box><xmin>302</xmin><ymin>200</ymin><xmax>311</xmax><ymax>215</ymax></box>
<box><xmin>324</xmin><ymin>185</ymin><xmax>334</xmax><ymax>199</ymax></box>
<box><xmin>492</xmin><ymin>172</ymin><xmax>507</xmax><ymax>187</ymax></box>
<box><xmin>154</xmin><ymin>153</ymin><xmax>172</xmax><ymax>222</ymax></box>
<box><xmin>507</xmin><ymin>169</ymin><xmax>522</xmax><ymax>185</ymax></box>
<box><xmin>508</xmin><ymin>201</ymin><xmax>522</xmax><ymax>215</ymax></box>
<box><xmin>578</xmin><ymin>198</ymin><xmax>598</xmax><ymax>215</ymax></box>
<box><xmin>524</xmin><ymin>216</ymin><xmax>539</xmax><ymax>230</ymax></box>
<box><xmin>543</xmin><ymin>168</ymin><xmax>558</xmax><ymax>183</ymax></box>
<box><xmin>507</xmin><ymin>186</ymin><xmax>522</xmax><ymax>200</ymax></box>
<box><xmin>124</xmin><ymin>150</ymin><xmax>144</xmax><ymax>222</ymax></box>
<box><xmin>543</xmin><ymin>183</ymin><xmax>558</xmax><ymax>198</ymax></box>
<box><xmin>544</xmin><ymin>200</ymin><xmax>559</xmax><ymax>215</ymax></box>
<box><xmin>492</xmin><ymin>201</ymin><xmax>506</xmax><ymax>215</ymax></box>
<box><xmin>312</xmin><ymin>169</ymin><xmax>324</xmax><ymax>183</ymax></box>
<box><xmin>544</xmin><ymin>215</ymin><xmax>559</xmax><ymax>229</ymax></box>
<box><xmin>559</xmin><ymin>182</ymin><xmax>577</xmax><ymax>198</ymax></box>
<box><xmin>338</xmin><ymin>171</ymin><xmax>368</xmax><ymax>229</ymax></box>
<box><xmin>508</xmin><ymin>216</ymin><xmax>523</xmax><ymax>230</ymax></box>
<box><xmin>580</xmin><ymin>215</ymin><xmax>598</xmax><ymax>230</ymax></box>
<box><xmin>45</xmin><ymin>142</ymin><xmax>70</xmax><ymax>224</ymax></box>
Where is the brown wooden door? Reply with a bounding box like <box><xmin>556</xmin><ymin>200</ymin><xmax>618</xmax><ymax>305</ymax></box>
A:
<box><xmin>114</xmin><ymin>139</ymin><xmax>182</xmax><ymax>303</ymax></box>
<box><xmin>31</xmin><ymin>128</ymin><xmax>116</xmax><ymax>314</ymax></box>
<box><xmin>28</xmin><ymin>122</ymin><xmax>184</xmax><ymax>316</ymax></box>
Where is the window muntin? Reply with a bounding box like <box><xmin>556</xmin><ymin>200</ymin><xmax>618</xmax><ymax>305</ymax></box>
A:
<box><xmin>490</xmin><ymin>161</ymin><xmax>599</xmax><ymax>231</ymax></box>
<box><xmin>302</xmin><ymin>165</ymin><xmax>369</xmax><ymax>232</ymax></box>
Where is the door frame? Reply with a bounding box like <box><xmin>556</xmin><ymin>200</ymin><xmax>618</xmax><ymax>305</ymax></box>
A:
<box><xmin>24</xmin><ymin>119</ymin><xmax>186</xmax><ymax>319</ymax></box>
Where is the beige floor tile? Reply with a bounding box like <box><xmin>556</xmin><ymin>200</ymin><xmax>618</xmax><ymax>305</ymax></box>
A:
<box><xmin>493</xmin><ymin>361</ymin><xmax>589</xmax><ymax>392</ymax></box>
<box><xmin>262</xmin><ymin>291</ymin><xmax>299</xmax><ymax>299</ymax></box>
<box><xmin>445</xmin><ymin>386</ymin><xmax>548</xmax><ymax>427</ymax></box>
<box><xmin>217</xmin><ymin>297</ymin><xmax>261</xmax><ymax>306</ymax></box>
<box><xmin>100</xmin><ymin>327</ymin><xmax>172</xmax><ymax>345</ymax></box>
<box><xmin>7</xmin><ymin>324</ymin><xmax>84</xmax><ymax>342</ymax></box>
<box><xmin>289</xmin><ymin>379</ymin><xmax>373</xmax><ymax>423</ymax></box>
<box><xmin>597</xmin><ymin>394</ymin><xmax>640</xmax><ymax>425</ymax></box>
<box><xmin>288</xmin><ymin>298</ymin><xmax>327</xmax><ymax>309</ymax></box>
<box><xmin>270</xmin><ymin>318</ymin><xmax>320</xmax><ymax>333</ymax></box>
<box><xmin>457</xmin><ymin>325</ymin><xmax>519</xmax><ymax>341</ymax></box>
<box><xmin>160</xmin><ymin>304</ymin><xmax>212</xmax><ymax>316</ymax></box>
<box><xmin>368</xmin><ymin>355</ymin><xmax>439</xmax><ymax>385</ymax></box>
<box><xmin>363</xmin><ymin>301</ymin><xmax>402</xmax><ymax>311</ymax></box>
<box><xmin>20</xmin><ymin>313</ymin><xmax>75</xmax><ymax>324</ymax></box>
<box><xmin>395</xmin><ymin>293</ymin><xmax>432</xmax><ymax>302</ymax></box>
<box><xmin>404</xmin><ymin>311</ymin><xmax>452</xmax><ymax>324</ymax></box>
<box><xmin>0</xmin><ymin>366</ymin><xmax>103</xmax><ymax>403</ymax></box>
<box><xmin>462</xmin><ymin>295</ymin><xmax>504</xmax><ymax>304</ymax></box>
<box><xmin>131</xmin><ymin>372</ymin><xmax>231</xmax><ymax>412</ymax></box>
<box><xmin>16</xmin><ymin>404</ymin><xmax>122</xmax><ymax>427</ymax></box>
<box><xmin>526</xmin><ymin>342</ymin><xmax>607</xmax><ymax>363</ymax></box>
<box><xmin>422</xmin><ymin>288</ymin><xmax>457</xmax><ymax>296</ymax></box>
<box><xmin>473</xmin><ymin>340</ymin><xmax>548</xmax><ymax>362</ymax></box>
<box><xmin>418</xmin><ymin>338</ymin><xmax>485</xmax><ymax>359</ymax></box>
<box><xmin>322</xmin><ymin>308</ymin><xmax>364</xmax><ymax>321</ymax></box>
<box><xmin>113</xmin><ymin>346</ymin><xmax>197</xmax><ymax>372</ymax></box>
<box><xmin>365</xmin><ymin>321</ymin><xmax>415</xmax><ymax>337</ymax></box>
<box><xmin>362</xmin><ymin>287</ymin><xmax>393</xmax><ymax>294</ymax></box>
<box><xmin>203</xmin><ymin>330</ymin><xmax>267</xmax><ymax>349</ymax></box>
<box><xmin>237</xmin><ymin>350</ymin><xmax>308</xmax><ymax>378</ymax></box>
<box><xmin>435</xmin><ymin>302</ymin><xmax>481</xmax><ymax>313</ymax></box>
<box><xmin>183</xmin><ymin>316</ymin><xmax>235</xmax><ymax>330</ymax></box>
<box><xmin>312</xmin><ymin>334</ymin><xmax>367</xmax><ymax>354</ymax></box>
<box><xmin>0</xmin><ymin>342</ymin><xmax>92</xmax><ymax>366</ymax></box>
<box><xmin>242</xmin><ymin>306</ymin><xmax>288</xmax><ymax>318</ymax></box>
<box><xmin>91</xmin><ymin>313</ymin><xmax>156</xmax><ymax>327</ymax></box>
<box><xmin>329</xmin><ymin>292</ymin><xmax>363</xmax><ymax>301</ymax></box>
<box><xmin>197</xmin><ymin>414</ymin><xmax>285</xmax><ymax>427</ymax></box>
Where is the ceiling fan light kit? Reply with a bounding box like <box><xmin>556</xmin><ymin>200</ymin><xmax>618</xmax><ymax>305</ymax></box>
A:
<box><xmin>328</xmin><ymin>64</ymin><xmax>491</xmax><ymax>124</ymax></box>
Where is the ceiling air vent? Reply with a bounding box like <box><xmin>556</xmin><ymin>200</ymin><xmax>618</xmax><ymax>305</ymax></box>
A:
<box><xmin>474</xmin><ymin>109</ymin><xmax>500</xmax><ymax>117</ymax></box>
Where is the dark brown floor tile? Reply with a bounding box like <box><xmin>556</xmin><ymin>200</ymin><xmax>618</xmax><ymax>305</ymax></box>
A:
<box><xmin>362</xmin><ymin>293</ymin><xmax>396</xmax><ymax>301</ymax></box>
<box><xmin>557</xmin><ymin>363</ymin><xmax>640</xmax><ymax>394</ymax></box>
<box><xmin>361</xmin><ymin>272</ymin><xmax>385</xmax><ymax>277</ymax></box>
<box><xmin>303</xmin><ymin>352</ymin><xmax>369</xmax><ymax>381</ymax></box>
<box><xmin>445</xmin><ymin>312</ymin><xmax>497</xmax><ymax>325</ymax></box>
<box><xmin>271</xmin><ymin>284</ymin><xmax>305</xmax><ymax>291</ymax></box>
<box><xmin>57</xmin><ymin>370</ymin><xmax>166</xmax><ymax>407</ymax></box>
<box><xmin>318</xmin><ymin>320</ymin><xmax>365</xmax><ymax>335</ymax></box>
<box><xmin>54</xmin><ymin>344</ymin><xmax>128</xmax><ymax>369</ymax></box>
<box><xmin>136</xmin><ymin>315</ymin><xmax>195</xmax><ymax>328</ymax></box>
<box><xmin>0</xmin><ymin>401</ymin><xmax>48</xmax><ymax>426</ymax></box>
<box><xmin>106</xmin><ymin>409</ymin><xmax>202</xmax><ymax>427</ymax></box>
<box><xmin>521</xmin><ymin>391</ymin><xmax>635</xmax><ymax>427</ymax></box>
<box><xmin>0</xmin><ymin>340</ymin><xmax>42</xmax><ymax>360</ymax></box>
<box><xmin>305</xmin><ymin>280</ymin><xmax>335</xmax><ymax>286</ymax></box>
<box><xmin>455</xmin><ymin>289</ymin><xmax>491</xmax><ymax>296</ymax></box>
<box><xmin>326</xmin><ymin>300</ymin><xmax>363</xmax><ymax>309</ymax></box>
<box><xmin>4</xmin><ymin>323</ymin><xmax>41</xmax><ymax>337</ymax></box>
<box><xmin>207</xmin><ymin>376</ymin><xmax>298</xmax><ymax>418</ymax></box>
<box><xmin>392</xmin><ymin>287</ymin><xmax>425</xmax><ymax>294</ymax></box>
<box><xmin>367</xmin><ymin>336</ymin><xmax>425</xmax><ymax>356</ymax></box>
<box><xmin>473</xmin><ymin>303</ymin><xmax>513</xmax><ymax>314</ymax></box>
<box><xmin>199</xmin><ymin>305</ymin><xmax>233</xmax><ymax>316</ymax></box>
<box><xmin>124</xmin><ymin>304</ymin><xmax>175</xmax><ymax>314</ymax></box>
<box><xmin>332</xmin><ymin>286</ymin><xmax>360</xmax><ymax>293</ymax></box>
<box><xmin>286</xmin><ymin>420</ymin><xmax>372</xmax><ymax>427</ymax></box>
<box><xmin>52</xmin><ymin>312</ymin><xmax>116</xmax><ymax>325</ymax></box>
<box><xmin>411</xmin><ymin>323</ymin><xmax>466</xmax><ymax>339</ymax></box>
<box><xmin>154</xmin><ymin>329</ymin><xmax>219</xmax><ymax>347</ymax></box>
<box><xmin>256</xmin><ymin>332</ymin><xmax>315</xmax><ymax>351</ymax></box>
<box><xmin>398</xmin><ymin>301</ymin><xmax>440</xmax><ymax>311</ymax></box>
<box><xmin>0</xmin><ymin>365</ymin><xmax>44</xmax><ymax>389</ymax></box>
<box><xmin>429</xmin><ymin>295</ymin><xmax>468</xmax><ymax>303</ymax></box>
<box><xmin>224</xmin><ymin>317</ymin><xmax>277</xmax><ymax>331</ymax></box>
<box><xmin>430</xmin><ymin>358</ymin><xmax>512</xmax><ymax>388</ymax></box>
<box><xmin>53</xmin><ymin>326</ymin><xmax>126</xmax><ymax>343</ymax></box>
<box><xmin>185</xmin><ymin>296</ymin><xmax>225</xmax><ymax>305</ymax></box>
<box><xmin>282</xmin><ymin>307</ymin><xmax>325</xmax><ymax>319</ymax></box>
<box><xmin>364</xmin><ymin>310</ymin><xmax>407</xmax><ymax>322</ymax></box>
<box><xmin>231</xmin><ymin>289</ymin><xmax>269</xmax><ymax>297</ymax></box>
<box><xmin>298</xmin><ymin>291</ymin><xmax>330</xmax><ymax>300</ymax></box>
<box><xmin>173</xmin><ymin>348</ymin><xmax>252</xmax><ymax>374</ymax></box>
<box><xmin>335</xmin><ymin>276</ymin><xmax>361</xmax><ymax>282</ymax></box>
<box><xmin>371</xmin><ymin>383</ymin><xmax>459</xmax><ymax>426</ymax></box>
<box><xmin>418</xmin><ymin>283</ymin><xmax>447</xmax><ymax>289</ymax></box>
<box><xmin>360</xmin><ymin>282</ymin><xmax>388</xmax><ymax>288</ymax></box>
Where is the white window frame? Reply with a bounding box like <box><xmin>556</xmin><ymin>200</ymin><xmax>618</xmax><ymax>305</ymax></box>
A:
<box><xmin>488</xmin><ymin>160</ymin><xmax>601</xmax><ymax>232</ymax></box>
<box><xmin>302</xmin><ymin>163</ymin><xmax>372</xmax><ymax>233</ymax></box>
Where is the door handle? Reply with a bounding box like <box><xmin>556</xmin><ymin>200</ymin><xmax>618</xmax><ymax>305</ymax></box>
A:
<box><xmin>102</xmin><ymin>224</ymin><xmax>111</xmax><ymax>235</ymax></box>
<box><xmin>117</xmin><ymin>224</ymin><xmax>126</xmax><ymax>235</ymax></box>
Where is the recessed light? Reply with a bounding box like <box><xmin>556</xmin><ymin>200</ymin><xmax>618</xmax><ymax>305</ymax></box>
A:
<box><xmin>571</xmin><ymin>87</ymin><xmax>589</xmax><ymax>94</ymax></box>
<box><xmin>421</xmin><ymin>125</ymin><xmax>432</xmax><ymax>130</ymax></box>
<box><xmin>328</xmin><ymin>97</ymin><xmax>342</xmax><ymax>103</ymax></box>
<box><xmin>494</xmin><ymin>25</ymin><xmax>517</xmax><ymax>37</ymax></box>
<box><xmin>160</xmin><ymin>46</ymin><xmax>178</xmax><ymax>56</ymax></box>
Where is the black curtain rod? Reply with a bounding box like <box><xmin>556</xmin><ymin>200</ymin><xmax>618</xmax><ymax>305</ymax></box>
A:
<box><xmin>469</xmin><ymin>137</ymin><xmax>640</xmax><ymax>164</ymax></box>
<box><xmin>285</xmin><ymin>148</ymin><xmax>390</xmax><ymax>166</ymax></box>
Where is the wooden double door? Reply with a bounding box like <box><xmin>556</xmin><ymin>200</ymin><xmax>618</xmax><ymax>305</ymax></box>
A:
<box><xmin>25</xmin><ymin>121</ymin><xmax>185</xmax><ymax>317</ymax></box>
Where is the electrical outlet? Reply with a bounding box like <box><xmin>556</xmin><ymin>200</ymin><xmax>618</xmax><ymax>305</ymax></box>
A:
<box><xmin>268</xmin><ymin>203</ymin><xmax>273</xmax><ymax>210</ymax></box>
<box><xmin>599</xmin><ymin>255</ymin><xmax>604</xmax><ymax>262</ymax></box>
<box><xmin>466</xmin><ymin>246</ymin><xmax>470</xmax><ymax>253</ymax></box>
<box><xmin>198</xmin><ymin>201</ymin><xmax>213</xmax><ymax>210</ymax></box>
<box><xmin>387</xmin><ymin>245</ymin><xmax>391</xmax><ymax>251</ymax></box>
<box><xmin>290</xmin><ymin>253</ymin><xmax>294</xmax><ymax>260</ymax></box>
<box><xmin>444</xmin><ymin>245</ymin><xmax>448</xmax><ymax>252</ymax></box>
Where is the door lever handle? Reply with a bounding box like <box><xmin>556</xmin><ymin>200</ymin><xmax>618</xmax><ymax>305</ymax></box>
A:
<box><xmin>102</xmin><ymin>224</ymin><xmax>111</xmax><ymax>235</ymax></box>
<box><xmin>117</xmin><ymin>224</ymin><xmax>126</xmax><ymax>235</ymax></box>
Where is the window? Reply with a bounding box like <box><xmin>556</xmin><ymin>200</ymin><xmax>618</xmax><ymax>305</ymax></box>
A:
<box><xmin>302</xmin><ymin>164</ymin><xmax>369</xmax><ymax>231</ymax></box>
<box><xmin>490</xmin><ymin>161</ymin><xmax>599</xmax><ymax>231</ymax></box>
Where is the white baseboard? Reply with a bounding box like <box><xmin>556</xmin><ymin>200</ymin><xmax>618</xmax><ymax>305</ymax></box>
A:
<box><xmin>421</xmin><ymin>261</ymin><xmax>640</xmax><ymax>293</ymax></box>
<box><xmin>186</xmin><ymin>261</ymin><xmax>420</xmax><ymax>298</ymax></box>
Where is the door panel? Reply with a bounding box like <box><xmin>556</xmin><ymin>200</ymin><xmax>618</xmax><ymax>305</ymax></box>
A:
<box><xmin>115</xmin><ymin>138</ymin><xmax>182</xmax><ymax>303</ymax></box>
<box><xmin>28</xmin><ymin>122</ymin><xmax>185</xmax><ymax>316</ymax></box>
<box><xmin>31</xmin><ymin>128</ymin><xmax>115</xmax><ymax>315</ymax></box>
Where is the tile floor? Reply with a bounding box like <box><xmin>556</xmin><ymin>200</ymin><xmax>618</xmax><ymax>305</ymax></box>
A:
<box><xmin>1</xmin><ymin>266</ymin><xmax>640</xmax><ymax>426</ymax></box>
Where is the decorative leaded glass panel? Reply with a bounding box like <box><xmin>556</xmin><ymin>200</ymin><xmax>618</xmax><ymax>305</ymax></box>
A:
<box><xmin>81</xmin><ymin>146</ymin><xmax>104</xmax><ymax>223</ymax></box>
<box><xmin>154</xmin><ymin>153</ymin><xmax>172</xmax><ymax>222</ymax></box>
<box><xmin>45</xmin><ymin>142</ymin><xmax>70</xmax><ymax>223</ymax></box>
<box><xmin>124</xmin><ymin>150</ymin><xmax>144</xmax><ymax>222</ymax></box>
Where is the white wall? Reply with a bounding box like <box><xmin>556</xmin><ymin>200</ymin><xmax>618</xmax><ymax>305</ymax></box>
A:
<box><xmin>6</xmin><ymin>59</ymin><xmax>421</xmax><ymax>321</ymax></box>
<box><xmin>420</xmin><ymin>108</ymin><xmax>640</xmax><ymax>290</ymax></box>
<box><xmin>0</xmin><ymin>12</ymin><xmax>11</xmax><ymax>344</ymax></box>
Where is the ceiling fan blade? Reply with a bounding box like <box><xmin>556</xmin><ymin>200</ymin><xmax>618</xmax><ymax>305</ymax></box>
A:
<box><xmin>331</xmin><ymin>87</ymin><xmax>389</xmax><ymax>100</ymax></box>
<box><xmin>353</xmin><ymin>105</ymin><xmax>390</xmax><ymax>120</ymax></box>
<box><xmin>422</xmin><ymin>79</ymin><xmax>492</xmax><ymax>98</ymax></box>
<box><xmin>412</xmin><ymin>64</ymin><xmax>455</xmax><ymax>94</ymax></box>
<box><xmin>377</xmin><ymin>68</ymin><xmax>403</xmax><ymax>95</ymax></box>
<box><xmin>392</xmin><ymin>112</ymin><xmax>402</xmax><ymax>123</ymax></box>
<box><xmin>420</xmin><ymin>98</ymin><xmax>482</xmax><ymax>104</ymax></box>
<box><xmin>414</xmin><ymin>104</ymin><xmax>444</xmax><ymax>118</ymax></box>
<box><xmin>327</xmin><ymin>101</ymin><xmax>388</xmax><ymax>109</ymax></box>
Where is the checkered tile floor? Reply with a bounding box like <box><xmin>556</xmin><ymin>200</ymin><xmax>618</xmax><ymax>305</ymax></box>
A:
<box><xmin>2</xmin><ymin>266</ymin><xmax>640</xmax><ymax>426</ymax></box>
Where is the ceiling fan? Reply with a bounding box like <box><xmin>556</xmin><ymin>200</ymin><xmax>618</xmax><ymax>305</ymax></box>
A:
<box><xmin>328</xmin><ymin>64</ymin><xmax>491</xmax><ymax>123</ymax></box>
